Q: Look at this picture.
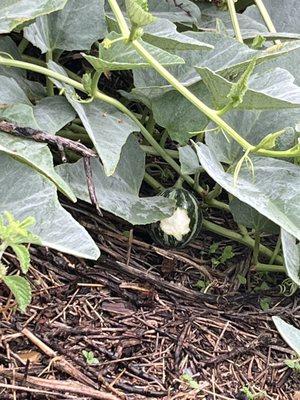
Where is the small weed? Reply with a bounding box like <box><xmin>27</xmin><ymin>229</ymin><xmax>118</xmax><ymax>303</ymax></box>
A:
<box><xmin>82</xmin><ymin>350</ymin><xmax>99</xmax><ymax>366</ymax></box>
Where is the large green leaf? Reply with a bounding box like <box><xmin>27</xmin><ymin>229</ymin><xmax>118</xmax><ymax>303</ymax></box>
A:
<box><xmin>24</xmin><ymin>0</ymin><xmax>106</xmax><ymax>53</ymax></box>
<box><xmin>205</xmin><ymin>109</ymin><xmax>299</xmax><ymax>164</ymax></box>
<box><xmin>0</xmin><ymin>37</ymin><xmax>45</xmax><ymax>98</ymax></box>
<box><xmin>48</xmin><ymin>60</ymin><xmax>142</xmax><ymax>176</ymax></box>
<box><xmin>133</xmin><ymin>32</ymin><xmax>300</xmax><ymax>93</ymax></box>
<box><xmin>272</xmin><ymin>317</ymin><xmax>300</xmax><ymax>356</ymax></box>
<box><xmin>0</xmin><ymin>130</ymin><xmax>75</xmax><ymax>201</ymax></box>
<box><xmin>143</xmin><ymin>18</ymin><xmax>213</xmax><ymax>51</ymax></box>
<box><xmin>245</xmin><ymin>0</ymin><xmax>299</xmax><ymax>34</ymax></box>
<box><xmin>281</xmin><ymin>230</ymin><xmax>300</xmax><ymax>286</ymax></box>
<box><xmin>150</xmin><ymin>81</ymin><xmax>212</xmax><ymax>144</ymax></box>
<box><xmin>57</xmin><ymin>136</ymin><xmax>175</xmax><ymax>225</ymax></box>
<box><xmin>83</xmin><ymin>33</ymin><xmax>185</xmax><ymax>72</ymax></box>
<box><xmin>147</xmin><ymin>0</ymin><xmax>201</xmax><ymax>25</ymax></box>
<box><xmin>198</xmin><ymin>67</ymin><xmax>300</xmax><ymax>109</ymax></box>
<box><xmin>0</xmin><ymin>75</ymin><xmax>31</xmax><ymax>105</ymax></box>
<box><xmin>67</xmin><ymin>98</ymin><xmax>138</xmax><ymax>176</ymax></box>
<box><xmin>0</xmin><ymin>0</ymin><xmax>68</xmax><ymax>33</ymax></box>
<box><xmin>179</xmin><ymin>145</ymin><xmax>201</xmax><ymax>175</ymax></box>
<box><xmin>33</xmin><ymin>96</ymin><xmax>76</xmax><ymax>134</ymax></box>
<box><xmin>229</xmin><ymin>198</ymin><xmax>279</xmax><ymax>234</ymax></box>
<box><xmin>0</xmin><ymin>93</ymin><xmax>76</xmax><ymax>200</ymax></box>
<box><xmin>245</xmin><ymin>0</ymin><xmax>300</xmax><ymax>85</ymax></box>
<box><xmin>0</xmin><ymin>154</ymin><xmax>99</xmax><ymax>259</ymax></box>
<box><xmin>194</xmin><ymin>143</ymin><xmax>300</xmax><ymax>240</ymax></box>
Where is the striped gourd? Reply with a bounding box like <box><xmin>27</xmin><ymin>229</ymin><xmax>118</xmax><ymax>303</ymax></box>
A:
<box><xmin>150</xmin><ymin>188</ymin><xmax>202</xmax><ymax>248</ymax></box>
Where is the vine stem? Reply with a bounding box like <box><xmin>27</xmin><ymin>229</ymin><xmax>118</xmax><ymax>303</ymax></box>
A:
<box><xmin>106</xmin><ymin>0</ymin><xmax>299</xmax><ymax>159</ymax></box>
<box><xmin>202</xmin><ymin>220</ymin><xmax>283</xmax><ymax>264</ymax></box>
<box><xmin>254</xmin><ymin>0</ymin><xmax>280</xmax><ymax>44</ymax></box>
<box><xmin>45</xmin><ymin>50</ymin><xmax>54</xmax><ymax>96</ymax></box>
<box><xmin>227</xmin><ymin>0</ymin><xmax>243</xmax><ymax>43</ymax></box>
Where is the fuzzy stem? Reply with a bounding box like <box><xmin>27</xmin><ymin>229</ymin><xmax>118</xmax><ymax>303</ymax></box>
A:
<box><xmin>45</xmin><ymin>50</ymin><xmax>54</xmax><ymax>96</ymax></box>
<box><xmin>227</xmin><ymin>0</ymin><xmax>243</xmax><ymax>43</ymax></box>
<box><xmin>141</xmin><ymin>145</ymin><xmax>179</xmax><ymax>158</ymax></box>
<box><xmin>252</xmin><ymin>229</ymin><xmax>261</xmax><ymax>265</ymax></box>
<box><xmin>202</xmin><ymin>220</ymin><xmax>283</xmax><ymax>264</ymax></box>
<box><xmin>254</xmin><ymin>263</ymin><xmax>285</xmax><ymax>273</ymax></box>
<box><xmin>144</xmin><ymin>172</ymin><xmax>165</xmax><ymax>191</ymax></box>
<box><xmin>254</xmin><ymin>0</ymin><xmax>280</xmax><ymax>44</ymax></box>
<box><xmin>269</xmin><ymin>236</ymin><xmax>282</xmax><ymax>265</ymax></box>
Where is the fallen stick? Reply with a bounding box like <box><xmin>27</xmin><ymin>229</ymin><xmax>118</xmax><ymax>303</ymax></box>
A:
<box><xmin>1</xmin><ymin>371</ymin><xmax>122</xmax><ymax>400</ymax></box>
<box><xmin>21</xmin><ymin>327</ymin><xmax>97</xmax><ymax>388</ymax></box>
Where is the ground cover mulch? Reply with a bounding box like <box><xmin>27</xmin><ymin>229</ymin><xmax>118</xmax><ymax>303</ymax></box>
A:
<box><xmin>1</xmin><ymin>202</ymin><xmax>299</xmax><ymax>400</ymax></box>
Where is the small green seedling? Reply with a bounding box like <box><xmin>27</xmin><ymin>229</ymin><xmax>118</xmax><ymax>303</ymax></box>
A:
<box><xmin>285</xmin><ymin>359</ymin><xmax>300</xmax><ymax>373</ymax></box>
<box><xmin>181</xmin><ymin>371</ymin><xmax>200</xmax><ymax>391</ymax></box>
<box><xmin>82</xmin><ymin>350</ymin><xmax>99</xmax><ymax>366</ymax></box>
<box><xmin>259</xmin><ymin>297</ymin><xmax>271</xmax><ymax>311</ymax></box>
<box><xmin>209</xmin><ymin>243</ymin><xmax>235</xmax><ymax>266</ymax></box>
<box><xmin>240</xmin><ymin>385</ymin><xmax>267</xmax><ymax>400</ymax></box>
<box><xmin>0</xmin><ymin>212</ymin><xmax>40</xmax><ymax>313</ymax></box>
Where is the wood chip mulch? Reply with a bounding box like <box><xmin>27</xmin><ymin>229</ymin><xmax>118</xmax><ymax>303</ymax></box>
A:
<box><xmin>1</xmin><ymin>204</ymin><xmax>299</xmax><ymax>400</ymax></box>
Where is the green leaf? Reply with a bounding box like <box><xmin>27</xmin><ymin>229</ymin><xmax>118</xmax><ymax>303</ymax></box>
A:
<box><xmin>11</xmin><ymin>244</ymin><xmax>30</xmax><ymax>274</ymax></box>
<box><xmin>83</xmin><ymin>32</ymin><xmax>185</xmax><ymax>72</ymax></box>
<box><xmin>56</xmin><ymin>136</ymin><xmax>175</xmax><ymax>225</ymax></box>
<box><xmin>0</xmin><ymin>102</ymin><xmax>76</xmax><ymax>202</ymax></box>
<box><xmin>229</xmin><ymin>198</ymin><xmax>279</xmax><ymax>234</ymax></box>
<box><xmin>179</xmin><ymin>145</ymin><xmax>202</xmax><ymax>175</ymax></box>
<box><xmin>150</xmin><ymin>81</ymin><xmax>212</xmax><ymax>144</ymax></box>
<box><xmin>0</xmin><ymin>75</ymin><xmax>31</xmax><ymax>105</ymax></box>
<box><xmin>205</xmin><ymin>109</ymin><xmax>299</xmax><ymax>165</ymax></box>
<box><xmin>0</xmin><ymin>0</ymin><xmax>68</xmax><ymax>33</ymax></box>
<box><xmin>143</xmin><ymin>18</ymin><xmax>213</xmax><ymax>51</ymax></box>
<box><xmin>24</xmin><ymin>0</ymin><xmax>106</xmax><ymax>53</ymax></box>
<box><xmin>273</xmin><ymin>316</ymin><xmax>300</xmax><ymax>356</ymax></box>
<box><xmin>0</xmin><ymin>212</ymin><xmax>40</xmax><ymax>246</ymax></box>
<box><xmin>0</xmin><ymin>37</ymin><xmax>45</xmax><ymax>98</ymax></box>
<box><xmin>254</xmin><ymin>129</ymin><xmax>287</xmax><ymax>151</ymax></box>
<box><xmin>260</xmin><ymin>297</ymin><xmax>271</xmax><ymax>311</ymax></box>
<box><xmin>65</xmin><ymin>96</ymin><xmax>139</xmax><ymax>176</ymax></box>
<box><xmin>227</xmin><ymin>58</ymin><xmax>256</xmax><ymax>108</ymax></box>
<box><xmin>245</xmin><ymin>0</ymin><xmax>299</xmax><ymax>34</ymax></box>
<box><xmin>245</xmin><ymin>0</ymin><xmax>300</xmax><ymax>86</ymax></box>
<box><xmin>125</xmin><ymin>0</ymin><xmax>156</xmax><ymax>27</ymax></box>
<box><xmin>0</xmin><ymin>154</ymin><xmax>100</xmax><ymax>260</ymax></box>
<box><xmin>133</xmin><ymin>31</ymin><xmax>300</xmax><ymax>96</ymax></box>
<box><xmin>146</xmin><ymin>0</ymin><xmax>201</xmax><ymax>25</ymax></box>
<box><xmin>82</xmin><ymin>350</ymin><xmax>99</xmax><ymax>366</ymax></box>
<box><xmin>194</xmin><ymin>144</ymin><xmax>300</xmax><ymax>241</ymax></box>
<box><xmin>281</xmin><ymin>230</ymin><xmax>300</xmax><ymax>287</ymax></box>
<box><xmin>198</xmin><ymin>67</ymin><xmax>300</xmax><ymax>110</ymax></box>
<box><xmin>3</xmin><ymin>275</ymin><xmax>32</xmax><ymax>313</ymax></box>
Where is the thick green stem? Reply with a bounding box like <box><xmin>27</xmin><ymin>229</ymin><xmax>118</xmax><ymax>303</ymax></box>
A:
<box><xmin>254</xmin><ymin>0</ymin><xmax>280</xmax><ymax>44</ymax></box>
<box><xmin>254</xmin><ymin>263</ymin><xmax>285</xmax><ymax>273</ymax></box>
<box><xmin>227</xmin><ymin>0</ymin><xmax>243</xmax><ymax>43</ymax></box>
<box><xmin>252</xmin><ymin>229</ymin><xmax>261</xmax><ymax>265</ymax></box>
<box><xmin>202</xmin><ymin>220</ymin><xmax>283</xmax><ymax>264</ymax></box>
<box><xmin>269</xmin><ymin>236</ymin><xmax>282</xmax><ymax>265</ymax></box>
<box><xmin>18</xmin><ymin>38</ymin><xmax>29</xmax><ymax>54</ymax></box>
<box><xmin>141</xmin><ymin>145</ymin><xmax>179</xmax><ymax>158</ymax></box>
<box><xmin>45</xmin><ymin>50</ymin><xmax>54</xmax><ymax>96</ymax></box>
<box><xmin>144</xmin><ymin>172</ymin><xmax>165</xmax><ymax>191</ymax></box>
